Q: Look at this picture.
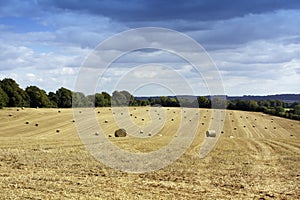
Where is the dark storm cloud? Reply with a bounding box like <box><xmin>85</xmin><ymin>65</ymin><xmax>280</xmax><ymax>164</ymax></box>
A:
<box><xmin>39</xmin><ymin>0</ymin><xmax>300</xmax><ymax>22</ymax></box>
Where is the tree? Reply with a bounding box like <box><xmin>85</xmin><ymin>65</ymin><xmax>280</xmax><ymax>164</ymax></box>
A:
<box><xmin>25</xmin><ymin>86</ymin><xmax>51</xmax><ymax>108</ymax></box>
<box><xmin>48</xmin><ymin>92</ymin><xmax>58</xmax><ymax>107</ymax></box>
<box><xmin>294</xmin><ymin>105</ymin><xmax>300</xmax><ymax>115</ymax></box>
<box><xmin>72</xmin><ymin>92</ymin><xmax>90</xmax><ymax>107</ymax></box>
<box><xmin>1</xmin><ymin>78</ymin><xmax>29</xmax><ymax>107</ymax></box>
<box><xmin>112</xmin><ymin>91</ymin><xmax>127</xmax><ymax>106</ymax></box>
<box><xmin>197</xmin><ymin>96</ymin><xmax>211</xmax><ymax>108</ymax></box>
<box><xmin>0</xmin><ymin>86</ymin><xmax>8</xmax><ymax>108</ymax></box>
<box><xmin>56</xmin><ymin>87</ymin><xmax>72</xmax><ymax>108</ymax></box>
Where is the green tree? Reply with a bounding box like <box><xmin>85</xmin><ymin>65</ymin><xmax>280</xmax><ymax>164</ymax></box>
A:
<box><xmin>25</xmin><ymin>86</ymin><xmax>51</xmax><ymax>108</ymax></box>
<box><xmin>56</xmin><ymin>87</ymin><xmax>72</xmax><ymax>108</ymax></box>
<box><xmin>1</xmin><ymin>78</ymin><xmax>29</xmax><ymax>107</ymax></box>
<box><xmin>0</xmin><ymin>86</ymin><xmax>8</xmax><ymax>108</ymax></box>
<box><xmin>197</xmin><ymin>96</ymin><xmax>211</xmax><ymax>108</ymax></box>
<box><xmin>294</xmin><ymin>105</ymin><xmax>300</xmax><ymax>115</ymax></box>
<box><xmin>73</xmin><ymin>92</ymin><xmax>90</xmax><ymax>107</ymax></box>
<box><xmin>48</xmin><ymin>92</ymin><xmax>58</xmax><ymax>107</ymax></box>
<box><xmin>112</xmin><ymin>91</ymin><xmax>127</xmax><ymax>106</ymax></box>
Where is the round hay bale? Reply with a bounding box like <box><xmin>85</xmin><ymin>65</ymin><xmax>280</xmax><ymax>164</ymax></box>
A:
<box><xmin>115</xmin><ymin>129</ymin><xmax>127</xmax><ymax>137</ymax></box>
<box><xmin>134</xmin><ymin>108</ymin><xmax>136</xmax><ymax>110</ymax></box>
<box><xmin>189</xmin><ymin>119</ymin><xmax>192</xmax><ymax>122</ymax></box>
<box><xmin>148</xmin><ymin>133</ymin><xmax>152</xmax><ymax>136</ymax></box>
<box><xmin>273</xmin><ymin>127</ymin><xmax>276</xmax><ymax>129</ymax></box>
<box><xmin>120</xmin><ymin>113</ymin><xmax>123</xmax><ymax>115</ymax></box>
<box><xmin>130</xmin><ymin>113</ymin><xmax>133</xmax><ymax>116</ymax></box>
<box><xmin>234</xmin><ymin>127</ymin><xmax>237</xmax><ymax>130</ymax></box>
<box><xmin>202</xmin><ymin>122</ymin><xmax>205</xmax><ymax>125</ymax></box>
<box><xmin>98</xmin><ymin>111</ymin><xmax>100</xmax><ymax>114</ymax></box>
<box><xmin>243</xmin><ymin>125</ymin><xmax>246</xmax><ymax>128</ymax></box>
<box><xmin>21</xmin><ymin>107</ymin><xmax>24</xmax><ymax>110</ymax></box>
<box><xmin>35</xmin><ymin>123</ymin><xmax>39</xmax><ymax>127</ymax></box>
<box><xmin>141</xmin><ymin>118</ymin><xmax>144</xmax><ymax>121</ymax></box>
<box><xmin>206</xmin><ymin>130</ymin><xmax>216</xmax><ymax>137</ymax></box>
<box><xmin>253</xmin><ymin>125</ymin><xmax>255</xmax><ymax>128</ymax></box>
<box><xmin>265</xmin><ymin>127</ymin><xmax>268</xmax><ymax>129</ymax></box>
<box><xmin>95</xmin><ymin>132</ymin><xmax>99</xmax><ymax>136</ymax></box>
<box><xmin>173</xmin><ymin>111</ymin><xmax>176</xmax><ymax>114</ymax></box>
<box><xmin>8</xmin><ymin>114</ymin><xmax>13</xmax><ymax>117</ymax></box>
<box><xmin>158</xmin><ymin>117</ymin><xmax>161</xmax><ymax>120</ymax></box>
<box><xmin>232</xmin><ymin>120</ymin><xmax>234</xmax><ymax>122</ymax></box>
<box><xmin>72</xmin><ymin>120</ymin><xmax>75</xmax><ymax>122</ymax></box>
<box><xmin>58</xmin><ymin>110</ymin><xmax>61</xmax><ymax>113</ymax></box>
<box><xmin>16</xmin><ymin>109</ymin><xmax>19</xmax><ymax>111</ymax></box>
<box><xmin>171</xmin><ymin>118</ymin><xmax>174</xmax><ymax>121</ymax></box>
<box><xmin>254</xmin><ymin>118</ymin><xmax>257</xmax><ymax>120</ymax></box>
<box><xmin>108</xmin><ymin>134</ymin><xmax>112</xmax><ymax>137</ymax></box>
<box><xmin>25</xmin><ymin>121</ymin><xmax>29</xmax><ymax>124</ymax></box>
<box><xmin>204</xmin><ymin>116</ymin><xmax>206</xmax><ymax>118</ymax></box>
<box><xmin>184</xmin><ymin>116</ymin><xmax>187</xmax><ymax>118</ymax></box>
<box><xmin>290</xmin><ymin>134</ymin><xmax>294</xmax><ymax>137</ymax></box>
<box><xmin>56</xmin><ymin>129</ymin><xmax>60</xmax><ymax>133</ymax></box>
<box><xmin>104</xmin><ymin>120</ymin><xmax>108</xmax><ymax>123</ymax></box>
<box><xmin>139</xmin><ymin>130</ymin><xmax>144</xmax><ymax>134</ymax></box>
<box><xmin>134</xmin><ymin>116</ymin><xmax>137</xmax><ymax>119</ymax></box>
<box><xmin>291</xmin><ymin>124</ymin><xmax>293</xmax><ymax>126</ymax></box>
<box><xmin>221</xmin><ymin>131</ymin><xmax>224</xmax><ymax>134</ymax></box>
<box><xmin>229</xmin><ymin>135</ymin><xmax>234</xmax><ymax>139</ymax></box>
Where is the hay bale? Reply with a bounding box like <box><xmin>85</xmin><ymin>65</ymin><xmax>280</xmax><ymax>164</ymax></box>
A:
<box><xmin>202</xmin><ymin>123</ymin><xmax>205</xmax><ymax>125</ymax></box>
<box><xmin>104</xmin><ymin>120</ymin><xmax>108</xmax><ymax>123</ymax></box>
<box><xmin>243</xmin><ymin>125</ymin><xmax>246</xmax><ymax>128</ymax></box>
<box><xmin>98</xmin><ymin>111</ymin><xmax>100</xmax><ymax>114</ymax></box>
<box><xmin>35</xmin><ymin>123</ymin><xmax>39</xmax><ymax>127</ymax></box>
<box><xmin>206</xmin><ymin>130</ymin><xmax>216</xmax><ymax>137</ymax></box>
<box><xmin>8</xmin><ymin>114</ymin><xmax>13</xmax><ymax>117</ymax></box>
<box><xmin>265</xmin><ymin>127</ymin><xmax>268</xmax><ymax>129</ymax></box>
<box><xmin>141</xmin><ymin>118</ymin><xmax>144</xmax><ymax>121</ymax></box>
<box><xmin>171</xmin><ymin>118</ymin><xmax>174</xmax><ymax>121</ymax></box>
<box><xmin>16</xmin><ymin>109</ymin><xmax>19</xmax><ymax>111</ymax></box>
<box><xmin>252</xmin><ymin>125</ymin><xmax>255</xmax><ymax>128</ymax></box>
<box><xmin>134</xmin><ymin>116</ymin><xmax>137</xmax><ymax>119</ymax></box>
<box><xmin>25</xmin><ymin>121</ymin><xmax>29</xmax><ymax>124</ymax></box>
<box><xmin>130</xmin><ymin>113</ymin><xmax>133</xmax><ymax>116</ymax></box>
<box><xmin>273</xmin><ymin>127</ymin><xmax>276</xmax><ymax>129</ymax></box>
<box><xmin>234</xmin><ymin>127</ymin><xmax>237</xmax><ymax>130</ymax></box>
<box><xmin>204</xmin><ymin>116</ymin><xmax>206</xmax><ymax>118</ymax></box>
<box><xmin>95</xmin><ymin>132</ymin><xmax>99</xmax><ymax>136</ymax></box>
<box><xmin>21</xmin><ymin>107</ymin><xmax>24</xmax><ymax>110</ymax></box>
<box><xmin>139</xmin><ymin>130</ymin><xmax>144</xmax><ymax>134</ymax></box>
<box><xmin>229</xmin><ymin>135</ymin><xmax>234</xmax><ymax>139</ymax></box>
<box><xmin>108</xmin><ymin>134</ymin><xmax>112</xmax><ymax>137</ymax></box>
<box><xmin>56</xmin><ymin>129</ymin><xmax>60</xmax><ymax>133</ymax></box>
<box><xmin>232</xmin><ymin>120</ymin><xmax>234</xmax><ymax>122</ymax></box>
<box><xmin>115</xmin><ymin>129</ymin><xmax>127</xmax><ymax>137</ymax></box>
<box><xmin>72</xmin><ymin>120</ymin><xmax>75</xmax><ymax>122</ymax></box>
<box><xmin>58</xmin><ymin>110</ymin><xmax>61</xmax><ymax>113</ymax></box>
<box><xmin>148</xmin><ymin>133</ymin><xmax>152</xmax><ymax>136</ymax></box>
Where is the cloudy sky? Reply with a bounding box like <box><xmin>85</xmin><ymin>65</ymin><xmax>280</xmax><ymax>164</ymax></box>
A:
<box><xmin>0</xmin><ymin>0</ymin><xmax>300</xmax><ymax>96</ymax></box>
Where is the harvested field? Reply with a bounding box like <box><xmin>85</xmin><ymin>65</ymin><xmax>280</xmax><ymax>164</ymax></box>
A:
<box><xmin>0</xmin><ymin>107</ymin><xmax>299</xmax><ymax>199</ymax></box>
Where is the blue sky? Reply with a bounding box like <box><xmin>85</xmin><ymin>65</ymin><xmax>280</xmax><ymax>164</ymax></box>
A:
<box><xmin>0</xmin><ymin>0</ymin><xmax>299</xmax><ymax>96</ymax></box>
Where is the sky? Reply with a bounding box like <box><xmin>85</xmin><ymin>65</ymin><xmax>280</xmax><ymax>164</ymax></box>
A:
<box><xmin>0</xmin><ymin>0</ymin><xmax>300</xmax><ymax>96</ymax></box>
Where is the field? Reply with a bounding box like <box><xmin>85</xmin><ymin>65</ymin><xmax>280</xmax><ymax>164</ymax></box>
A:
<box><xmin>0</xmin><ymin>107</ymin><xmax>299</xmax><ymax>199</ymax></box>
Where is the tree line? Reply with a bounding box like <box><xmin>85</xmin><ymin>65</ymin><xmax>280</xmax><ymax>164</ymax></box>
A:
<box><xmin>0</xmin><ymin>78</ymin><xmax>299</xmax><ymax>120</ymax></box>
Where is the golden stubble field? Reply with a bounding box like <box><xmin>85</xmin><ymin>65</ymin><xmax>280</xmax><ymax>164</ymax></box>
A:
<box><xmin>0</xmin><ymin>107</ymin><xmax>299</xmax><ymax>199</ymax></box>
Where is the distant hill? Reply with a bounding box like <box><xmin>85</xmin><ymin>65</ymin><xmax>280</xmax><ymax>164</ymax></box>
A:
<box><xmin>226</xmin><ymin>94</ymin><xmax>300</xmax><ymax>103</ymax></box>
<box><xmin>136</xmin><ymin>94</ymin><xmax>300</xmax><ymax>103</ymax></box>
